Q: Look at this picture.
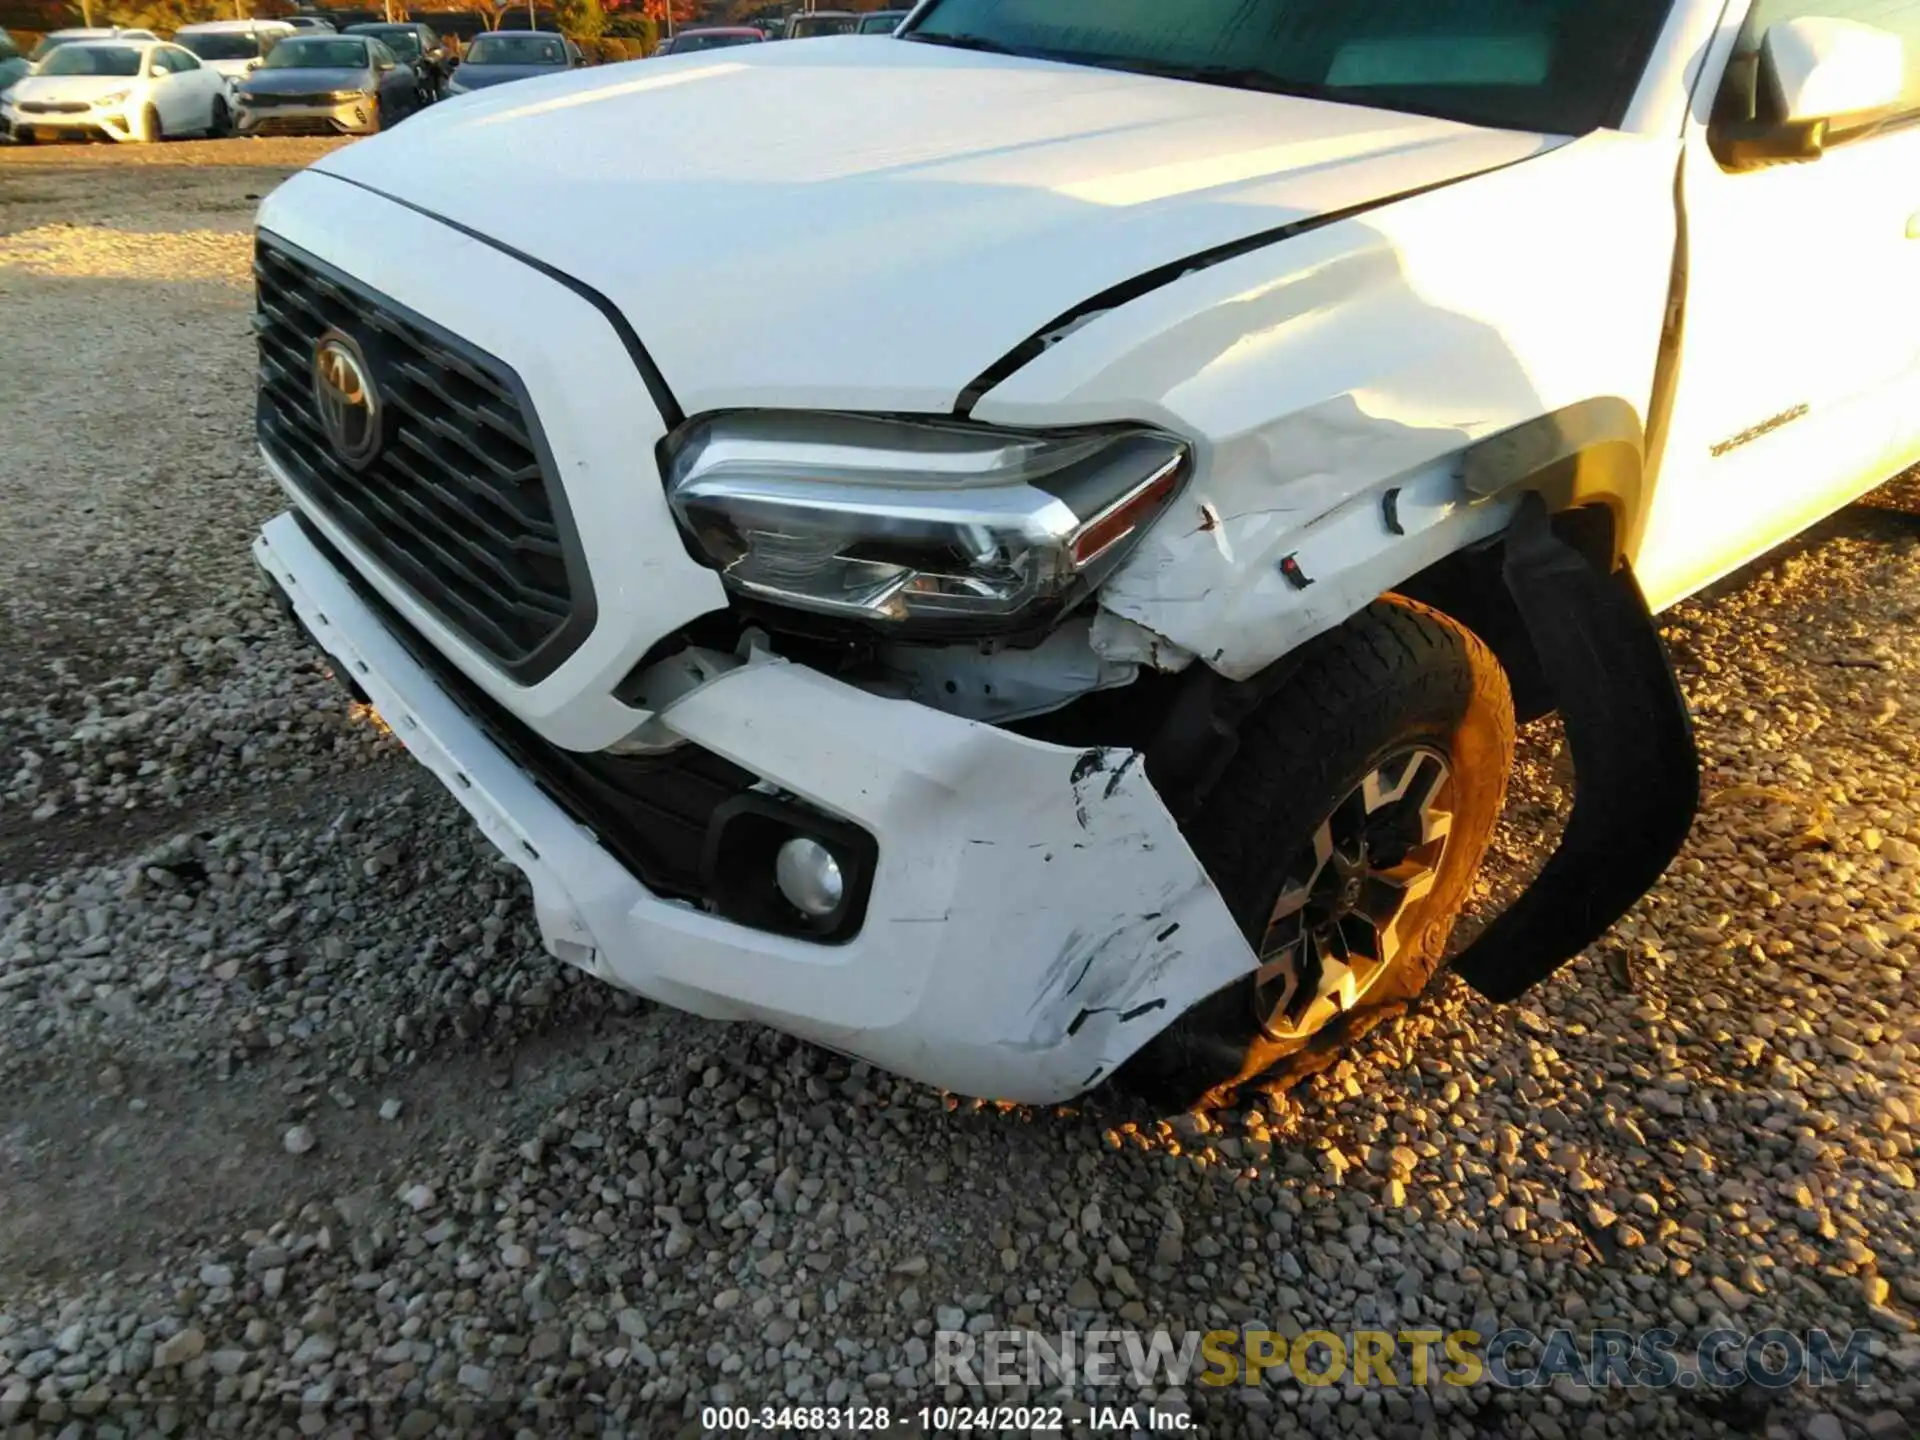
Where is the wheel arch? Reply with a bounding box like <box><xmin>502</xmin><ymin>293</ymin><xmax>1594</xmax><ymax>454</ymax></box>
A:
<box><xmin>1397</xmin><ymin>398</ymin><xmax>1647</xmax><ymax>722</ymax></box>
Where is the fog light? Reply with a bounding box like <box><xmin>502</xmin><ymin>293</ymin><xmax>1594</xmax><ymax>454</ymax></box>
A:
<box><xmin>774</xmin><ymin>838</ymin><xmax>844</xmax><ymax>917</ymax></box>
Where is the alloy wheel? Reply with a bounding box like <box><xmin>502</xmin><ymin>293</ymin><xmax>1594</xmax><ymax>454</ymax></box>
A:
<box><xmin>1253</xmin><ymin>746</ymin><xmax>1454</xmax><ymax>1040</ymax></box>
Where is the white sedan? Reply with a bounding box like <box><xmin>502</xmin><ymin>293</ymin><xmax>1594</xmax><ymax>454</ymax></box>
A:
<box><xmin>2</xmin><ymin>38</ymin><xmax>230</xmax><ymax>143</ymax></box>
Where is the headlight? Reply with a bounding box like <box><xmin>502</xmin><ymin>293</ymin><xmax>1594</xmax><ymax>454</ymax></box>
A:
<box><xmin>93</xmin><ymin>89</ymin><xmax>131</xmax><ymax>107</ymax></box>
<box><xmin>665</xmin><ymin>413</ymin><xmax>1188</xmax><ymax>634</ymax></box>
<box><xmin>327</xmin><ymin>89</ymin><xmax>368</xmax><ymax>102</ymax></box>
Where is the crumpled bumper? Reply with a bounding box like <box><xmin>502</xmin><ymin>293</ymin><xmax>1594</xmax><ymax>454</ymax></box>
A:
<box><xmin>255</xmin><ymin>511</ymin><xmax>1257</xmax><ymax>1104</ymax></box>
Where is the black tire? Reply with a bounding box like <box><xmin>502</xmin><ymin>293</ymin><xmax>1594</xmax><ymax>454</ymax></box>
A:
<box><xmin>1123</xmin><ymin>597</ymin><xmax>1515</xmax><ymax>1112</ymax></box>
<box><xmin>208</xmin><ymin>95</ymin><xmax>231</xmax><ymax>138</ymax></box>
<box><xmin>11</xmin><ymin>126</ymin><xmax>34</xmax><ymax>146</ymax></box>
<box><xmin>140</xmin><ymin>104</ymin><xmax>163</xmax><ymax>144</ymax></box>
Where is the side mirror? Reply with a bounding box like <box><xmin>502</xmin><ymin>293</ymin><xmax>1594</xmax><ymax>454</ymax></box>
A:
<box><xmin>1715</xmin><ymin>17</ymin><xmax>1906</xmax><ymax>170</ymax></box>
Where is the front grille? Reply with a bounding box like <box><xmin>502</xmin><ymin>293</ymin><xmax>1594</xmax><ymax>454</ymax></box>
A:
<box><xmin>292</xmin><ymin>515</ymin><xmax>755</xmax><ymax>902</ymax></box>
<box><xmin>246</xmin><ymin>115</ymin><xmax>347</xmax><ymax>135</ymax></box>
<box><xmin>250</xmin><ymin>93</ymin><xmax>341</xmax><ymax>106</ymax></box>
<box><xmin>254</xmin><ymin>234</ymin><xmax>593</xmax><ymax>684</ymax></box>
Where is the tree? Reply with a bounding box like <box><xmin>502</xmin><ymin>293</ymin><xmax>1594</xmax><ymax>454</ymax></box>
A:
<box><xmin>552</xmin><ymin>0</ymin><xmax>602</xmax><ymax>38</ymax></box>
<box><xmin>97</xmin><ymin>0</ymin><xmax>222</xmax><ymax>28</ymax></box>
<box><xmin>602</xmin><ymin>10</ymin><xmax>657</xmax><ymax>49</ymax></box>
<box><xmin>638</xmin><ymin>0</ymin><xmax>697</xmax><ymax>30</ymax></box>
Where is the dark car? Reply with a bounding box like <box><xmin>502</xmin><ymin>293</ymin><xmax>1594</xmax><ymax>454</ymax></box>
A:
<box><xmin>655</xmin><ymin>26</ymin><xmax>766</xmax><ymax>56</ymax></box>
<box><xmin>234</xmin><ymin>33</ymin><xmax>420</xmax><ymax>135</ymax></box>
<box><xmin>344</xmin><ymin>21</ymin><xmax>451</xmax><ymax>101</ymax></box>
<box><xmin>856</xmin><ymin>10</ymin><xmax>907</xmax><ymax>33</ymax></box>
<box><xmin>443</xmin><ymin>29</ymin><xmax>580</xmax><ymax>95</ymax></box>
<box><xmin>783</xmin><ymin>11</ymin><xmax>859</xmax><ymax>39</ymax></box>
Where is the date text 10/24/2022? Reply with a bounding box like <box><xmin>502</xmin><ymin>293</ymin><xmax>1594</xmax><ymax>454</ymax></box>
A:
<box><xmin>700</xmin><ymin>1405</ymin><xmax>1193</xmax><ymax>1432</ymax></box>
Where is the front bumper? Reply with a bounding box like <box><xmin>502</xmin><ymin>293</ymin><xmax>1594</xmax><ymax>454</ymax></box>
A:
<box><xmin>4</xmin><ymin>103</ymin><xmax>134</xmax><ymax>140</ymax></box>
<box><xmin>238</xmin><ymin>97</ymin><xmax>377</xmax><ymax>135</ymax></box>
<box><xmin>255</xmin><ymin>511</ymin><xmax>1255</xmax><ymax>1103</ymax></box>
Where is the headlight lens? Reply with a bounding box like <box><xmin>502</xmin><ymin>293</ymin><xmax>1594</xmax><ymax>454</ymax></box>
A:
<box><xmin>93</xmin><ymin>89</ymin><xmax>130</xmax><ymax>107</ymax></box>
<box><xmin>665</xmin><ymin>413</ymin><xmax>1187</xmax><ymax>634</ymax></box>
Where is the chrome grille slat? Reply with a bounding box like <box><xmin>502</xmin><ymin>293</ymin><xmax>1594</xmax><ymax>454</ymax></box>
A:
<box><xmin>253</xmin><ymin>237</ymin><xmax>589</xmax><ymax>679</ymax></box>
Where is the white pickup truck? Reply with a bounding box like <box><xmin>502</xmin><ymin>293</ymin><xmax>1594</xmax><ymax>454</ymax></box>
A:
<box><xmin>252</xmin><ymin>0</ymin><xmax>1920</xmax><ymax>1111</ymax></box>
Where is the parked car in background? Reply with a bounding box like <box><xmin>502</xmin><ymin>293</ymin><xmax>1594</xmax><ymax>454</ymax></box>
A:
<box><xmin>27</xmin><ymin>27</ymin><xmax>158</xmax><ymax>62</ymax></box>
<box><xmin>444</xmin><ymin>30</ymin><xmax>581</xmax><ymax>95</ymax></box>
<box><xmin>784</xmin><ymin>12</ymin><xmax>859</xmax><ymax>39</ymax></box>
<box><xmin>3</xmin><ymin>37</ymin><xmax>227</xmax><ymax>143</ymax></box>
<box><xmin>283</xmin><ymin>15</ymin><xmax>338</xmax><ymax>33</ymax></box>
<box><xmin>235</xmin><ymin>33</ymin><xmax>418</xmax><ymax>136</ymax></box>
<box><xmin>655</xmin><ymin>27</ymin><xmax>766</xmax><ymax>56</ymax></box>
<box><xmin>0</xmin><ymin>31</ymin><xmax>28</xmax><ymax>97</ymax></box>
<box><xmin>343</xmin><ymin>22</ymin><xmax>450</xmax><ymax>101</ymax></box>
<box><xmin>857</xmin><ymin>10</ymin><xmax>908</xmax><ymax>34</ymax></box>
<box><xmin>174</xmin><ymin>20</ymin><xmax>298</xmax><ymax>88</ymax></box>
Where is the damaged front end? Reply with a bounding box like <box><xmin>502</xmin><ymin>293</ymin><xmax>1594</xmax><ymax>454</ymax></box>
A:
<box><xmin>625</xmin><ymin>409</ymin><xmax>1701</xmax><ymax>1074</ymax></box>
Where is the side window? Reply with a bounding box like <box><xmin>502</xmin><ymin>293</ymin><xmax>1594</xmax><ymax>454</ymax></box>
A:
<box><xmin>370</xmin><ymin>40</ymin><xmax>393</xmax><ymax>67</ymax></box>
<box><xmin>1717</xmin><ymin>1</ymin><xmax>1920</xmax><ymax>131</ymax></box>
<box><xmin>171</xmin><ymin>47</ymin><xmax>201</xmax><ymax>71</ymax></box>
<box><xmin>148</xmin><ymin>49</ymin><xmax>176</xmax><ymax>74</ymax></box>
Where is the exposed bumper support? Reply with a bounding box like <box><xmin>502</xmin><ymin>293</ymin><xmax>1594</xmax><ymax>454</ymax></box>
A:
<box><xmin>254</xmin><ymin>512</ymin><xmax>1257</xmax><ymax>1104</ymax></box>
<box><xmin>1450</xmin><ymin>495</ymin><xmax>1700</xmax><ymax>1000</ymax></box>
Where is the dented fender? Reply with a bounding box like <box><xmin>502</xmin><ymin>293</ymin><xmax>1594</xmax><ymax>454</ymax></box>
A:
<box><xmin>975</xmin><ymin>130</ymin><xmax>1677</xmax><ymax>680</ymax></box>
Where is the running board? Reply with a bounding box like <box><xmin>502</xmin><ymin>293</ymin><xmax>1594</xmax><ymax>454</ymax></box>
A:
<box><xmin>1449</xmin><ymin>495</ymin><xmax>1700</xmax><ymax>1002</ymax></box>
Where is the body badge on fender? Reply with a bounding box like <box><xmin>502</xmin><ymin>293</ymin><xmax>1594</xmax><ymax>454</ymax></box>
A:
<box><xmin>311</xmin><ymin>331</ymin><xmax>383</xmax><ymax>469</ymax></box>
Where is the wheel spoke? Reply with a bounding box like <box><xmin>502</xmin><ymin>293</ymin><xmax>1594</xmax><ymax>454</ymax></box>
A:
<box><xmin>1314</xmin><ymin>948</ymin><xmax>1359</xmax><ymax>1009</ymax></box>
<box><xmin>1337</xmin><ymin>912</ymin><xmax>1383</xmax><ymax>965</ymax></box>
<box><xmin>1252</xmin><ymin>743</ymin><xmax>1456</xmax><ymax>1042</ymax></box>
<box><xmin>1254</xmin><ymin>943</ymin><xmax>1302</xmax><ymax>988</ymax></box>
<box><xmin>1268</xmin><ymin>876</ymin><xmax>1314</xmax><ymax>924</ymax></box>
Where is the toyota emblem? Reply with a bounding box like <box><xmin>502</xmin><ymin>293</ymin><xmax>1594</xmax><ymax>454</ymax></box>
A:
<box><xmin>311</xmin><ymin>332</ymin><xmax>382</xmax><ymax>469</ymax></box>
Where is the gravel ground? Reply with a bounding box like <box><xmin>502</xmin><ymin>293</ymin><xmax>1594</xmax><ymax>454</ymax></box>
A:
<box><xmin>2</xmin><ymin>149</ymin><xmax>1919</xmax><ymax>1440</ymax></box>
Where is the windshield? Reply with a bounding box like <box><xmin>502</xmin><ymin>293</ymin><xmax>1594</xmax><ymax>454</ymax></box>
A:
<box><xmin>789</xmin><ymin>16</ymin><xmax>856</xmax><ymax>37</ymax></box>
<box><xmin>39</xmin><ymin>44</ymin><xmax>143</xmax><ymax>76</ymax></box>
<box><xmin>668</xmin><ymin>31</ymin><xmax>760</xmax><ymax>51</ymax></box>
<box><xmin>465</xmin><ymin>33</ymin><xmax>566</xmax><ymax>64</ymax></box>
<box><xmin>29</xmin><ymin>34</ymin><xmax>92</xmax><ymax>61</ymax></box>
<box><xmin>177</xmin><ymin>32</ymin><xmax>263</xmax><ymax>61</ymax></box>
<box><xmin>905</xmin><ymin>0</ymin><xmax>1677</xmax><ymax>134</ymax></box>
<box><xmin>352</xmin><ymin>27</ymin><xmax>419</xmax><ymax>57</ymax></box>
<box><xmin>264</xmin><ymin>36</ymin><xmax>367</xmax><ymax>69</ymax></box>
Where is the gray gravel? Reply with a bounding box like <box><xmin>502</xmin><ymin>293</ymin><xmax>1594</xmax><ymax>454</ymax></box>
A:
<box><xmin>3</xmin><ymin>149</ymin><xmax>1920</xmax><ymax>1440</ymax></box>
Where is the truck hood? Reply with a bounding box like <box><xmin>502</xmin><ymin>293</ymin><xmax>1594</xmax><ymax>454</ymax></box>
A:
<box><xmin>311</xmin><ymin>37</ymin><xmax>1554</xmax><ymax>416</ymax></box>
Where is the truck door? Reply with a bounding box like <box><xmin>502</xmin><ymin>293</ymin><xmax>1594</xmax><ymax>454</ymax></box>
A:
<box><xmin>1633</xmin><ymin>0</ymin><xmax>1920</xmax><ymax>611</ymax></box>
